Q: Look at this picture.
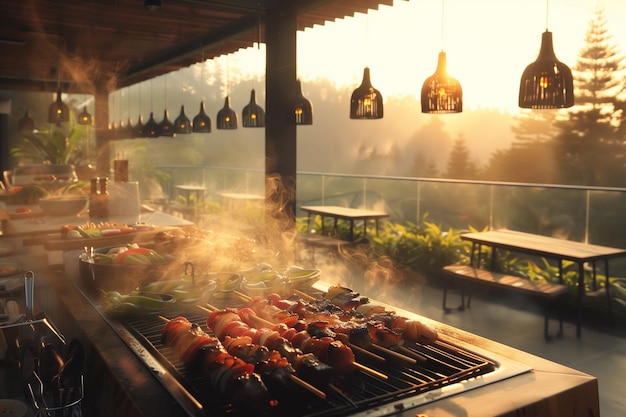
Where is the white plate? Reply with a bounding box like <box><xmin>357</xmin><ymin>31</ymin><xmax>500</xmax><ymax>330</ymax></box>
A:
<box><xmin>0</xmin><ymin>399</ymin><xmax>27</xmax><ymax>417</ymax></box>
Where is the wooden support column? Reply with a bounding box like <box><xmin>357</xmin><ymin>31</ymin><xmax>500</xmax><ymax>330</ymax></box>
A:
<box><xmin>265</xmin><ymin>5</ymin><xmax>298</xmax><ymax>232</ymax></box>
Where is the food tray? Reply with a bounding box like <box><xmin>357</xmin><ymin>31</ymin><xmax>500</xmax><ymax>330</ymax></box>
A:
<box><xmin>42</xmin><ymin>226</ymin><xmax>175</xmax><ymax>251</ymax></box>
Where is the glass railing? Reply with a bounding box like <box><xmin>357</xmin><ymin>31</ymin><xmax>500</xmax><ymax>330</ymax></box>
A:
<box><xmin>156</xmin><ymin>165</ymin><xmax>626</xmax><ymax>270</ymax></box>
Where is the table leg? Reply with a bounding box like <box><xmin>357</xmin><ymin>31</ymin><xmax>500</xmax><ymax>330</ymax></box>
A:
<box><xmin>348</xmin><ymin>219</ymin><xmax>354</xmax><ymax>241</ymax></box>
<box><xmin>577</xmin><ymin>261</ymin><xmax>585</xmax><ymax>338</ymax></box>
<box><xmin>470</xmin><ymin>242</ymin><xmax>480</xmax><ymax>268</ymax></box>
<box><xmin>306</xmin><ymin>213</ymin><xmax>312</xmax><ymax>232</ymax></box>
<box><xmin>489</xmin><ymin>246</ymin><xmax>497</xmax><ymax>270</ymax></box>
<box><xmin>592</xmin><ymin>261</ymin><xmax>597</xmax><ymax>291</ymax></box>
<box><xmin>605</xmin><ymin>259</ymin><xmax>614</xmax><ymax>328</ymax></box>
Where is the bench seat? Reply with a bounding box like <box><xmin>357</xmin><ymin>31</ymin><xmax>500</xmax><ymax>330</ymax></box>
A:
<box><xmin>295</xmin><ymin>232</ymin><xmax>357</xmax><ymax>264</ymax></box>
<box><xmin>441</xmin><ymin>264</ymin><xmax>569</xmax><ymax>340</ymax></box>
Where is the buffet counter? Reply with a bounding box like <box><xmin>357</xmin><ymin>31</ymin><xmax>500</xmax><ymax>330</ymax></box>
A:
<box><xmin>19</xmin><ymin>260</ymin><xmax>598</xmax><ymax>417</ymax></box>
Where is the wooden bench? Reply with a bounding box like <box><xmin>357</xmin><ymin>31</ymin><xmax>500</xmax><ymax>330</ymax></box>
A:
<box><xmin>295</xmin><ymin>232</ymin><xmax>357</xmax><ymax>264</ymax></box>
<box><xmin>441</xmin><ymin>264</ymin><xmax>569</xmax><ymax>340</ymax></box>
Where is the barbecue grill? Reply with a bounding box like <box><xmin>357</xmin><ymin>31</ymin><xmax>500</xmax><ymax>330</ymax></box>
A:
<box><xmin>105</xmin><ymin>290</ymin><xmax>532</xmax><ymax>417</ymax></box>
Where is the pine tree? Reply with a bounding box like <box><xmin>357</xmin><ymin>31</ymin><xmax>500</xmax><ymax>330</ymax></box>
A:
<box><xmin>573</xmin><ymin>7</ymin><xmax>623</xmax><ymax>109</ymax></box>
<box><xmin>445</xmin><ymin>137</ymin><xmax>477</xmax><ymax>179</ymax></box>
<box><xmin>552</xmin><ymin>7</ymin><xmax>626</xmax><ymax>186</ymax></box>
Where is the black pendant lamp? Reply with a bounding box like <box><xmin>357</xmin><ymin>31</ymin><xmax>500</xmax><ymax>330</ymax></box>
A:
<box><xmin>193</xmin><ymin>55</ymin><xmax>211</xmax><ymax>133</ymax></box>
<box><xmin>77</xmin><ymin>105</ymin><xmax>92</xmax><ymax>125</ymax></box>
<box><xmin>192</xmin><ymin>101</ymin><xmax>212</xmax><ymax>133</ymax></box>
<box><xmin>242</xmin><ymin>89</ymin><xmax>265</xmax><ymax>127</ymax></box>
<box><xmin>17</xmin><ymin>110</ymin><xmax>35</xmax><ymax>131</ymax></box>
<box><xmin>421</xmin><ymin>51</ymin><xmax>463</xmax><ymax>113</ymax></box>
<box><xmin>243</xmin><ymin>17</ymin><xmax>266</xmax><ymax>128</ymax></box>
<box><xmin>350</xmin><ymin>67</ymin><xmax>383</xmax><ymax>119</ymax></box>
<box><xmin>109</xmin><ymin>121</ymin><xmax>119</xmax><ymax>140</ymax></box>
<box><xmin>421</xmin><ymin>0</ymin><xmax>462</xmax><ymax>114</ymax></box>
<box><xmin>133</xmin><ymin>116</ymin><xmax>145</xmax><ymax>138</ymax></box>
<box><xmin>145</xmin><ymin>112</ymin><xmax>159</xmax><ymax>137</ymax></box>
<box><xmin>48</xmin><ymin>88</ymin><xmax>70</xmax><ymax>124</ymax></box>
<box><xmin>122</xmin><ymin>117</ymin><xmax>133</xmax><ymax>138</ymax></box>
<box><xmin>217</xmin><ymin>96</ymin><xmax>238</xmax><ymax>129</ymax></box>
<box><xmin>158</xmin><ymin>109</ymin><xmax>175</xmax><ymax>137</ymax></box>
<box><xmin>294</xmin><ymin>79</ymin><xmax>313</xmax><ymax>125</ymax></box>
<box><xmin>519</xmin><ymin>30</ymin><xmax>574</xmax><ymax>109</ymax></box>
<box><xmin>174</xmin><ymin>105</ymin><xmax>192</xmax><ymax>134</ymax></box>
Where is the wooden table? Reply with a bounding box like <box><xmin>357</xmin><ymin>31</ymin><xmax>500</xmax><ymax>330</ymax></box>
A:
<box><xmin>300</xmin><ymin>205</ymin><xmax>389</xmax><ymax>242</ymax></box>
<box><xmin>174</xmin><ymin>185</ymin><xmax>208</xmax><ymax>206</ymax></box>
<box><xmin>461</xmin><ymin>229</ymin><xmax>626</xmax><ymax>337</ymax></box>
<box><xmin>217</xmin><ymin>192</ymin><xmax>264</xmax><ymax>210</ymax></box>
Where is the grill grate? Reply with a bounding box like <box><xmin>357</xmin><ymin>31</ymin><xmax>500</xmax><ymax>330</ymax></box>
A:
<box><xmin>121</xmin><ymin>304</ymin><xmax>497</xmax><ymax>417</ymax></box>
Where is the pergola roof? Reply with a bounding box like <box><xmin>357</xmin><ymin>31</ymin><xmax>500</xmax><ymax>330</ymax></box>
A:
<box><xmin>0</xmin><ymin>0</ymin><xmax>400</xmax><ymax>93</ymax></box>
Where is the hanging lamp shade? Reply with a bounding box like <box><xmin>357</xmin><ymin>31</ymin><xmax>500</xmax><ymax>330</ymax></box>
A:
<box><xmin>17</xmin><ymin>110</ymin><xmax>35</xmax><ymax>131</ymax></box>
<box><xmin>192</xmin><ymin>101</ymin><xmax>212</xmax><ymax>133</ymax></box>
<box><xmin>108</xmin><ymin>121</ymin><xmax>119</xmax><ymax>140</ymax></box>
<box><xmin>217</xmin><ymin>96</ymin><xmax>238</xmax><ymax>129</ymax></box>
<box><xmin>242</xmin><ymin>89</ymin><xmax>265</xmax><ymax>127</ymax></box>
<box><xmin>421</xmin><ymin>52</ymin><xmax>463</xmax><ymax>114</ymax></box>
<box><xmin>48</xmin><ymin>88</ymin><xmax>70</xmax><ymax>124</ymax></box>
<box><xmin>294</xmin><ymin>80</ymin><xmax>313</xmax><ymax>125</ymax></box>
<box><xmin>122</xmin><ymin>118</ymin><xmax>133</xmax><ymax>139</ymax></box>
<box><xmin>77</xmin><ymin>106</ymin><xmax>92</xmax><ymax>125</ymax></box>
<box><xmin>173</xmin><ymin>105</ymin><xmax>192</xmax><ymax>134</ymax></box>
<box><xmin>519</xmin><ymin>31</ymin><xmax>574</xmax><ymax>109</ymax></box>
<box><xmin>158</xmin><ymin>109</ymin><xmax>175</xmax><ymax>137</ymax></box>
<box><xmin>350</xmin><ymin>67</ymin><xmax>383</xmax><ymax>119</ymax></box>
<box><xmin>132</xmin><ymin>116</ymin><xmax>145</xmax><ymax>138</ymax></box>
<box><xmin>144</xmin><ymin>112</ymin><xmax>159</xmax><ymax>137</ymax></box>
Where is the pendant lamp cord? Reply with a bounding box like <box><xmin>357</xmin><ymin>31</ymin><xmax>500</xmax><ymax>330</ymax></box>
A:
<box><xmin>545</xmin><ymin>0</ymin><xmax>549</xmax><ymax>30</ymax></box>
<box><xmin>440</xmin><ymin>0</ymin><xmax>445</xmax><ymax>51</ymax></box>
<box><xmin>226</xmin><ymin>55</ymin><xmax>230</xmax><ymax>96</ymax></box>
<box><xmin>366</xmin><ymin>7</ymin><xmax>370</xmax><ymax>65</ymax></box>
<box><xmin>200</xmin><ymin>50</ymin><xmax>205</xmax><ymax>102</ymax></box>
<box><xmin>256</xmin><ymin>9</ymin><xmax>261</xmax><ymax>89</ymax></box>
<box><xmin>138</xmin><ymin>82</ymin><xmax>142</xmax><ymax>121</ymax></box>
<box><xmin>150</xmin><ymin>78</ymin><xmax>154</xmax><ymax>112</ymax></box>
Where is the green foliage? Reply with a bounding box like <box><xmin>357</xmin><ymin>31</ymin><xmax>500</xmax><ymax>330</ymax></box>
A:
<box><xmin>10</xmin><ymin>125</ymin><xmax>88</xmax><ymax>166</ymax></box>
<box><xmin>368</xmin><ymin>217</ymin><xmax>471</xmax><ymax>276</ymax></box>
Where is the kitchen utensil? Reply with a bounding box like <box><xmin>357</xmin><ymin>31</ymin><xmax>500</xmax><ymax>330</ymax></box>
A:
<box><xmin>20</xmin><ymin>347</ymin><xmax>35</xmax><ymax>382</ymax></box>
<box><xmin>57</xmin><ymin>339</ymin><xmax>84</xmax><ymax>408</ymax></box>
<box><xmin>34</xmin><ymin>312</ymin><xmax>67</xmax><ymax>346</ymax></box>
<box><xmin>39</xmin><ymin>336</ymin><xmax>64</xmax><ymax>388</ymax></box>
<box><xmin>24</xmin><ymin>271</ymin><xmax>34</xmax><ymax>320</ymax></box>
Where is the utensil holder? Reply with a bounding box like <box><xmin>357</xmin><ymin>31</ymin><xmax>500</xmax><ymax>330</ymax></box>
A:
<box><xmin>27</xmin><ymin>373</ymin><xmax>84</xmax><ymax>417</ymax></box>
